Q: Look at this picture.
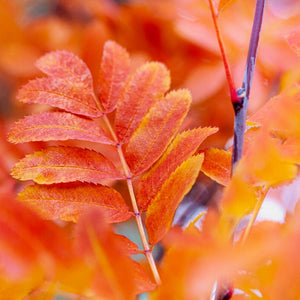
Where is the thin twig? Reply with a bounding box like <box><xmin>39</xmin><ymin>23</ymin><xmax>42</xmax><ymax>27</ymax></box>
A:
<box><xmin>208</xmin><ymin>1</ymin><xmax>266</xmax><ymax>299</ymax></box>
<box><xmin>240</xmin><ymin>187</ymin><xmax>268</xmax><ymax>245</ymax></box>
<box><xmin>92</xmin><ymin>93</ymin><xmax>161</xmax><ymax>285</ymax></box>
<box><xmin>103</xmin><ymin>114</ymin><xmax>161</xmax><ymax>285</ymax></box>
<box><xmin>207</xmin><ymin>0</ymin><xmax>239</xmax><ymax>103</ymax></box>
<box><xmin>232</xmin><ymin>0</ymin><xmax>266</xmax><ymax>171</ymax></box>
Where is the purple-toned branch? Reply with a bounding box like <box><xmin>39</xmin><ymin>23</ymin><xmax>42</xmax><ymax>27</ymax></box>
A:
<box><xmin>231</xmin><ymin>0</ymin><xmax>266</xmax><ymax>171</ymax></box>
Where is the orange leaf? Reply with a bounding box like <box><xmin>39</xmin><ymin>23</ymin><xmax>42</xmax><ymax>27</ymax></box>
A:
<box><xmin>11</xmin><ymin>146</ymin><xmax>124</xmax><ymax>184</ymax></box>
<box><xmin>136</xmin><ymin>127</ymin><xmax>218</xmax><ymax>211</ymax></box>
<box><xmin>221</xmin><ymin>173</ymin><xmax>258</xmax><ymax>221</ymax></box>
<box><xmin>201</xmin><ymin>148</ymin><xmax>231</xmax><ymax>186</ymax></box>
<box><xmin>115</xmin><ymin>62</ymin><xmax>170</xmax><ymax>143</ymax></box>
<box><xmin>249</xmin><ymin>85</ymin><xmax>300</xmax><ymax>139</ymax></box>
<box><xmin>214</xmin><ymin>0</ymin><xmax>239</xmax><ymax>14</ymax></box>
<box><xmin>113</xmin><ymin>234</ymin><xmax>140</xmax><ymax>255</ymax></box>
<box><xmin>76</xmin><ymin>208</ymin><xmax>143</xmax><ymax>299</ymax></box>
<box><xmin>0</xmin><ymin>192</ymin><xmax>72</xmax><ymax>281</ymax></box>
<box><xmin>99</xmin><ymin>41</ymin><xmax>130</xmax><ymax>113</ymax></box>
<box><xmin>130</xmin><ymin>260</ymin><xmax>156</xmax><ymax>294</ymax></box>
<box><xmin>286</xmin><ymin>27</ymin><xmax>300</xmax><ymax>57</ymax></box>
<box><xmin>8</xmin><ymin>111</ymin><xmax>114</xmax><ymax>144</ymax></box>
<box><xmin>18</xmin><ymin>183</ymin><xmax>131</xmax><ymax>223</ymax></box>
<box><xmin>146</xmin><ymin>154</ymin><xmax>204</xmax><ymax>245</ymax></box>
<box><xmin>125</xmin><ymin>89</ymin><xmax>192</xmax><ymax>176</ymax></box>
<box><xmin>17</xmin><ymin>77</ymin><xmax>101</xmax><ymax>118</ymax></box>
<box><xmin>35</xmin><ymin>50</ymin><xmax>94</xmax><ymax>90</ymax></box>
<box><xmin>243</xmin><ymin>132</ymin><xmax>297</xmax><ymax>187</ymax></box>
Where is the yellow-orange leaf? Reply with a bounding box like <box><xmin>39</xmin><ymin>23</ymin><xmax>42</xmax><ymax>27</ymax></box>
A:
<box><xmin>18</xmin><ymin>77</ymin><xmax>101</xmax><ymax>118</ymax></box>
<box><xmin>11</xmin><ymin>146</ymin><xmax>124</xmax><ymax>184</ymax></box>
<box><xmin>99</xmin><ymin>41</ymin><xmax>130</xmax><ymax>113</ymax></box>
<box><xmin>18</xmin><ymin>183</ymin><xmax>131</xmax><ymax>223</ymax></box>
<box><xmin>35</xmin><ymin>50</ymin><xmax>94</xmax><ymax>90</ymax></box>
<box><xmin>146</xmin><ymin>154</ymin><xmax>204</xmax><ymax>245</ymax></box>
<box><xmin>125</xmin><ymin>89</ymin><xmax>192</xmax><ymax>176</ymax></box>
<box><xmin>136</xmin><ymin>127</ymin><xmax>218</xmax><ymax>211</ymax></box>
<box><xmin>8</xmin><ymin>111</ymin><xmax>114</xmax><ymax>144</ymax></box>
<box><xmin>201</xmin><ymin>148</ymin><xmax>231</xmax><ymax>186</ymax></box>
<box><xmin>115</xmin><ymin>62</ymin><xmax>170</xmax><ymax>143</ymax></box>
<box><xmin>243</xmin><ymin>132</ymin><xmax>297</xmax><ymax>187</ymax></box>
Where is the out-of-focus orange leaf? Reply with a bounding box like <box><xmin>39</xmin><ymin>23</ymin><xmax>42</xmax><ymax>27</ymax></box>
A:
<box><xmin>113</xmin><ymin>234</ymin><xmax>140</xmax><ymax>255</ymax></box>
<box><xmin>242</xmin><ymin>131</ymin><xmax>297</xmax><ymax>187</ymax></box>
<box><xmin>125</xmin><ymin>89</ymin><xmax>191</xmax><ymax>176</ymax></box>
<box><xmin>35</xmin><ymin>50</ymin><xmax>94</xmax><ymax>90</ymax></box>
<box><xmin>99</xmin><ymin>41</ymin><xmax>130</xmax><ymax>113</ymax></box>
<box><xmin>201</xmin><ymin>148</ymin><xmax>231</xmax><ymax>186</ymax></box>
<box><xmin>75</xmin><ymin>208</ymin><xmax>154</xmax><ymax>299</ymax></box>
<box><xmin>115</xmin><ymin>62</ymin><xmax>170</xmax><ymax>143</ymax></box>
<box><xmin>137</xmin><ymin>127</ymin><xmax>218</xmax><ymax>211</ymax></box>
<box><xmin>18</xmin><ymin>77</ymin><xmax>101</xmax><ymax>118</ymax></box>
<box><xmin>130</xmin><ymin>260</ymin><xmax>157</xmax><ymax>294</ymax></box>
<box><xmin>286</xmin><ymin>27</ymin><xmax>300</xmax><ymax>57</ymax></box>
<box><xmin>220</xmin><ymin>173</ymin><xmax>258</xmax><ymax>237</ymax></box>
<box><xmin>11</xmin><ymin>146</ymin><xmax>124</xmax><ymax>184</ymax></box>
<box><xmin>249</xmin><ymin>85</ymin><xmax>300</xmax><ymax>140</ymax></box>
<box><xmin>213</xmin><ymin>0</ymin><xmax>240</xmax><ymax>14</ymax></box>
<box><xmin>18</xmin><ymin>183</ymin><xmax>131</xmax><ymax>223</ymax></box>
<box><xmin>0</xmin><ymin>191</ymin><xmax>73</xmax><ymax>283</ymax></box>
<box><xmin>146</xmin><ymin>154</ymin><xmax>204</xmax><ymax>245</ymax></box>
<box><xmin>8</xmin><ymin>111</ymin><xmax>114</xmax><ymax>145</ymax></box>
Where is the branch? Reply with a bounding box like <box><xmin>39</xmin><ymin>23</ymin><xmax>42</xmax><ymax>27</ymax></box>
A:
<box><xmin>232</xmin><ymin>0</ymin><xmax>266</xmax><ymax>171</ymax></box>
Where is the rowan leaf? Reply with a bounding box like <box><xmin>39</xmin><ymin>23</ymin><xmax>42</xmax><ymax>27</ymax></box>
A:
<box><xmin>17</xmin><ymin>77</ymin><xmax>101</xmax><ymax>118</ymax></box>
<box><xmin>11</xmin><ymin>146</ymin><xmax>124</xmax><ymax>184</ymax></box>
<box><xmin>99</xmin><ymin>41</ymin><xmax>130</xmax><ymax>113</ymax></box>
<box><xmin>201</xmin><ymin>148</ymin><xmax>231</xmax><ymax>186</ymax></box>
<box><xmin>8</xmin><ymin>111</ymin><xmax>114</xmax><ymax>145</ymax></box>
<box><xmin>136</xmin><ymin>127</ymin><xmax>218</xmax><ymax>211</ymax></box>
<box><xmin>18</xmin><ymin>183</ymin><xmax>131</xmax><ymax>223</ymax></box>
<box><xmin>125</xmin><ymin>89</ymin><xmax>192</xmax><ymax>176</ymax></box>
<box><xmin>35</xmin><ymin>50</ymin><xmax>94</xmax><ymax>90</ymax></box>
<box><xmin>146</xmin><ymin>154</ymin><xmax>204</xmax><ymax>245</ymax></box>
<box><xmin>115</xmin><ymin>62</ymin><xmax>170</xmax><ymax>143</ymax></box>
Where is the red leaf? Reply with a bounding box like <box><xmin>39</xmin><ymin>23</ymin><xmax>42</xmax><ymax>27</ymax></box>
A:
<box><xmin>136</xmin><ymin>127</ymin><xmax>218</xmax><ymax>211</ymax></box>
<box><xmin>8</xmin><ymin>111</ymin><xmax>114</xmax><ymax>144</ymax></box>
<box><xmin>115</xmin><ymin>62</ymin><xmax>170</xmax><ymax>143</ymax></box>
<box><xmin>35</xmin><ymin>50</ymin><xmax>94</xmax><ymax>90</ymax></box>
<box><xmin>125</xmin><ymin>89</ymin><xmax>192</xmax><ymax>176</ymax></box>
<box><xmin>18</xmin><ymin>183</ymin><xmax>131</xmax><ymax>223</ymax></box>
<box><xmin>11</xmin><ymin>146</ymin><xmax>124</xmax><ymax>184</ymax></box>
<box><xmin>201</xmin><ymin>148</ymin><xmax>232</xmax><ymax>186</ymax></box>
<box><xmin>17</xmin><ymin>77</ymin><xmax>101</xmax><ymax>118</ymax></box>
<box><xmin>146</xmin><ymin>154</ymin><xmax>204</xmax><ymax>245</ymax></box>
<box><xmin>99</xmin><ymin>41</ymin><xmax>130</xmax><ymax>113</ymax></box>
